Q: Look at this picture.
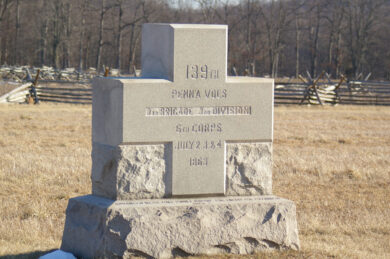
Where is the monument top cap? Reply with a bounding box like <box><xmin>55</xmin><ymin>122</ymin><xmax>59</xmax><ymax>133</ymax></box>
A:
<box><xmin>141</xmin><ymin>23</ymin><xmax>227</xmax><ymax>82</ymax></box>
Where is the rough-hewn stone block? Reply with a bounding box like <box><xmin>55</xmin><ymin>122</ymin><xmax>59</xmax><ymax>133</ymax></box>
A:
<box><xmin>61</xmin><ymin>195</ymin><xmax>299</xmax><ymax>259</ymax></box>
<box><xmin>92</xmin><ymin>142</ymin><xmax>272</xmax><ymax>200</ymax></box>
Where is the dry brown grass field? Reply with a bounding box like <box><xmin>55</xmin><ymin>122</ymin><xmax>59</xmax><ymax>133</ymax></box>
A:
<box><xmin>0</xmin><ymin>82</ymin><xmax>21</xmax><ymax>96</ymax></box>
<box><xmin>0</xmin><ymin>104</ymin><xmax>389</xmax><ymax>259</ymax></box>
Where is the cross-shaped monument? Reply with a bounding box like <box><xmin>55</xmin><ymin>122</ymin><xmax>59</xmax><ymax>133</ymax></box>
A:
<box><xmin>62</xmin><ymin>24</ymin><xmax>299</xmax><ymax>258</ymax></box>
<box><xmin>92</xmin><ymin>24</ymin><xmax>273</xmax><ymax>196</ymax></box>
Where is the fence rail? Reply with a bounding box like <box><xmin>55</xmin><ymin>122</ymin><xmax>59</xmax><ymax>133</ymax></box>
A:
<box><xmin>1</xmin><ymin>78</ymin><xmax>390</xmax><ymax>106</ymax></box>
<box><xmin>274</xmin><ymin>80</ymin><xmax>390</xmax><ymax>106</ymax></box>
<box><xmin>36</xmin><ymin>83</ymin><xmax>92</xmax><ymax>104</ymax></box>
<box><xmin>0</xmin><ymin>81</ymin><xmax>92</xmax><ymax>104</ymax></box>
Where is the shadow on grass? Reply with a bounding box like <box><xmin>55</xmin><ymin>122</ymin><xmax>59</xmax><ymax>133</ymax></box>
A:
<box><xmin>0</xmin><ymin>249</ymin><xmax>56</xmax><ymax>259</ymax></box>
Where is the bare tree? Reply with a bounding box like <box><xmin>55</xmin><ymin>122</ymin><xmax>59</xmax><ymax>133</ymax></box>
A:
<box><xmin>259</xmin><ymin>0</ymin><xmax>292</xmax><ymax>78</ymax></box>
<box><xmin>324</xmin><ymin>0</ymin><xmax>345</xmax><ymax>76</ymax></box>
<box><xmin>114</xmin><ymin>0</ymin><xmax>148</xmax><ymax>73</ymax></box>
<box><xmin>62</xmin><ymin>1</ymin><xmax>71</xmax><ymax>68</ymax></box>
<box><xmin>0</xmin><ymin>0</ymin><xmax>13</xmax><ymax>63</ymax></box>
<box><xmin>0</xmin><ymin>0</ymin><xmax>389</xmax><ymax>79</ymax></box>
<box><xmin>38</xmin><ymin>1</ymin><xmax>49</xmax><ymax>66</ymax></box>
<box><xmin>345</xmin><ymin>0</ymin><xmax>385</xmax><ymax>78</ymax></box>
<box><xmin>307</xmin><ymin>0</ymin><xmax>323</xmax><ymax>77</ymax></box>
<box><xmin>50</xmin><ymin>0</ymin><xmax>66</xmax><ymax>68</ymax></box>
<box><xmin>115</xmin><ymin>0</ymin><xmax>124</xmax><ymax>71</ymax></box>
<box><xmin>127</xmin><ymin>0</ymin><xmax>153</xmax><ymax>74</ymax></box>
<box><xmin>293</xmin><ymin>0</ymin><xmax>306</xmax><ymax>78</ymax></box>
<box><xmin>196</xmin><ymin>0</ymin><xmax>219</xmax><ymax>23</ymax></box>
<box><xmin>96</xmin><ymin>0</ymin><xmax>106</xmax><ymax>72</ymax></box>
<box><xmin>14</xmin><ymin>0</ymin><xmax>20</xmax><ymax>64</ymax></box>
<box><xmin>77</xmin><ymin>0</ymin><xmax>88</xmax><ymax>71</ymax></box>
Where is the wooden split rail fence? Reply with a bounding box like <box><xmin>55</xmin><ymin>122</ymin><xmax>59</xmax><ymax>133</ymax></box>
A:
<box><xmin>1</xmin><ymin>77</ymin><xmax>390</xmax><ymax>106</ymax></box>
<box><xmin>0</xmin><ymin>81</ymin><xmax>92</xmax><ymax>104</ymax></box>
<box><xmin>274</xmin><ymin>81</ymin><xmax>390</xmax><ymax>106</ymax></box>
<box><xmin>0</xmin><ymin>66</ymin><xmax>98</xmax><ymax>83</ymax></box>
<box><xmin>337</xmin><ymin>81</ymin><xmax>390</xmax><ymax>106</ymax></box>
<box><xmin>36</xmin><ymin>84</ymin><xmax>92</xmax><ymax>104</ymax></box>
<box><xmin>274</xmin><ymin>71</ymin><xmax>390</xmax><ymax>106</ymax></box>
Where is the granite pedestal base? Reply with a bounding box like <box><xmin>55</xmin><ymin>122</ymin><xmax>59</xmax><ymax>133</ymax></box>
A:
<box><xmin>61</xmin><ymin>195</ymin><xmax>299</xmax><ymax>259</ymax></box>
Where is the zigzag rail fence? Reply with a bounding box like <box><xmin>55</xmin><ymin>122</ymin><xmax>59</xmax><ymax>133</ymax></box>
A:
<box><xmin>274</xmin><ymin>79</ymin><xmax>390</xmax><ymax>106</ymax></box>
<box><xmin>1</xmin><ymin>78</ymin><xmax>390</xmax><ymax>106</ymax></box>
<box><xmin>0</xmin><ymin>80</ymin><xmax>92</xmax><ymax>104</ymax></box>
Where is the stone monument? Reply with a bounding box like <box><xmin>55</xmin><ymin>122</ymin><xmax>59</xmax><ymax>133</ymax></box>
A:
<box><xmin>61</xmin><ymin>23</ymin><xmax>299</xmax><ymax>258</ymax></box>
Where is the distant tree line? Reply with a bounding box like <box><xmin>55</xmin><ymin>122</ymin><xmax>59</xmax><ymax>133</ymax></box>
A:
<box><xmin>0</xmin><ymin>0</ymin><xmax>389</xmax><ymax>79</ymax></box>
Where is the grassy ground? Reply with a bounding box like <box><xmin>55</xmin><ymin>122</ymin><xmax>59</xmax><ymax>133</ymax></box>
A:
<box><xmin>0</xmin><ymin>104</ymin><xmax>389</xmax><ymax>259</ymax></box>
<box><xmin>0</xmin><ymin>82</ymin><xmax>21</xmax><ymax>97</ymax></box>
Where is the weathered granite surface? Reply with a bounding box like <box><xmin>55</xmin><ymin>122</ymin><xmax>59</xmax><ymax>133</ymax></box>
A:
<box><xmin>61</xmin><ymin>195</ymin><xmax>299</xmax><ymax>259</ymax></box>
<box><xmin>91</xmin><ymin>143</ymin><xmax>171</xmax><ymax>200</ymax></box>
<box><xmin>92</xmin><ymin>142</ymin><xmax>272</xmax><ymax>200</ymax></box>
<box><xmin>226</xmin><ymin>142</ymin><xmax>272</xmax><ymax>196</ymax></box>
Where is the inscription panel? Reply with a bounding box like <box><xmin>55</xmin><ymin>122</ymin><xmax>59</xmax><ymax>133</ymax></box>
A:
<box><xmin>121</xmin><ymin>74</ymin><xmax>273</xmax><ymax>196</ymax></box>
